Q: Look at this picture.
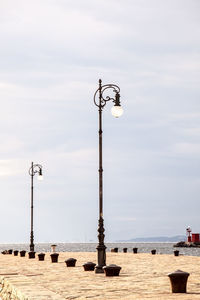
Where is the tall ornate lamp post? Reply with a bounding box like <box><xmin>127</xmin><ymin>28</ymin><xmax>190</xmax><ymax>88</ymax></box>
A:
<box><xmin>94</xmin><ymin>79</ymin><xmax>123</xmax><ymax>273</ymax></box>
<box><xmin>29</xmin><ymin>162</ymin><xmax>43</xmax><ymax>252</ymax></box>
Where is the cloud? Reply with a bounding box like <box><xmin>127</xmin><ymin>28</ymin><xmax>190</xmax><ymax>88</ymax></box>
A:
<box><xmin>184</xmin><ymin>128</ymin><xmax>200</xmax><ymax>137</ymax></box>
<box><xmin>112</xmin><ymin>217</ymin><xmax>137</xmax><ymax>222</ymax></box>
<box><xmin>0</xmin><ymin>0</ymin><xmax>199</xmax><ymax>242</ymax></box>
<box><xmin>0</xmin><ymin>137</ymin><xmax>25</xmax><ymax>155</ymax></box>
<box><xmin>0</xmin><ymin>159</ymin><xmax>27</xmax><ymax>176</ymax></box>
<box><xmin>169</xmin><ymin>113</ymin><xmax>200</xmax><ymax>121</ymax></box>
<box><xmin>172</xmin><ymin>143</ymin><xmax>200</xmax><ymax>155</ymax></box>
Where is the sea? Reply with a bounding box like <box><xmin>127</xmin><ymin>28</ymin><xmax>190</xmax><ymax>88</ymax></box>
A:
<box><xmin>1</xmin><ymin>242</ymin><xmax>200</xmax><ymax>256</ymax></box>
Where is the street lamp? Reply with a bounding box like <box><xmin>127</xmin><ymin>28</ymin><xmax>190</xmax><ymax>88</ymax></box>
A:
<box><xmin>29</xmin><ymin>162</ymin><xmax>43</xmax><ymax>252</ymax></box>
<box><xmin>94</xmin><ymin>79</ymin><xmax>123</xmax><ymax>273</ymax></box>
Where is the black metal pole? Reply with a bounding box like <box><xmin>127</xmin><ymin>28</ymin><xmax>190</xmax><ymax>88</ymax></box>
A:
<box><xmin>95</xmin><ymin>79</ymin><xmax>106</xmax><ymax>273</ymax></box>
<box><xmin>30</xmin><ymin>162</ymin><xmax>34</xmax><ymax>252</ymax></box>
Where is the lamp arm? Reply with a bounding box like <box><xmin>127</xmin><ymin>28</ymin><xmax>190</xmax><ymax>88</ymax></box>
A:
<box><xmin>29</xmin><ymin>164</ymin><xmax>43</xmax><ymax>176</ymax></box>
<box><xmin>94</xmin><ymin>84</ymin><xmax>120</xmax><ymax>108</ymax></box>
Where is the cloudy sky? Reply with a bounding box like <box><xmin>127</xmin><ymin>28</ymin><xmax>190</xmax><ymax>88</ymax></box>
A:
<box><xmin>0</xmin><ymin>0</ymin><xmax>199</xmax><ymax>243</ymax></box>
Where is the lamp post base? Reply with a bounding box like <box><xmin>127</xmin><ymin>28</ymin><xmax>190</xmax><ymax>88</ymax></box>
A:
<box><xmin>95</xmin><ymin>216</ymin><xmax>106</xmax><ymax>273</ymax></box>
<box><xmin>95</xmin><ymin>242</ymin><xmax>106</xmax><ymax>274</ymax></box>
<box><xmin>30</xmin><ymin>230</ymin><xmax>34</xmax><ymax>252</ymax></box>
<box><xmin>30</xmin><ymin>246</ymin><xmax>34</xmax><ymax>252</ymax></box>
<box><xmin>30</xmin><ymin>243</ymin><xmax>34</xmax><ymax>252</ymax></box>
<box><xmin>95</xmin><ymin>265</ymin><xmax>105</xmax><ymax>274</ymax></box>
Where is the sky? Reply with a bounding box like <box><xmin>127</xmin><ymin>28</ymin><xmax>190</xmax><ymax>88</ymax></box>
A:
<box><xmin>0</xmin><ymin>0</ymin><xmax>200</xmax><ymax>243</ymax></box>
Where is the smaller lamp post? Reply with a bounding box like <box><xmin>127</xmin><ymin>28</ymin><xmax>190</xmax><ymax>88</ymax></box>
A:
<box><xmin>29</xmin><ymin>162</ymin><xmax>43</xmax><ymax>252</ymax></box>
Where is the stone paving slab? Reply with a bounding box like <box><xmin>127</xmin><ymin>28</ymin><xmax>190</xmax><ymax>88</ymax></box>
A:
<box><xmin>0</xmin><ymin>252</ymin><xmax>200</xmax><ymax>299</ymax></box>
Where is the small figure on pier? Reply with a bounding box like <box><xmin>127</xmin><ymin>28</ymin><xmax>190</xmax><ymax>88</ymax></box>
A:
<box><xmin>186</xmin><ymin>226</ymin><xmax>192</xmax><ymax>243</ymax></box>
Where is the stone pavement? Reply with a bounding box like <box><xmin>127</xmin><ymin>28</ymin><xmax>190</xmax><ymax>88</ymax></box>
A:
<box><xmin>0</xmin><ymin>251</ymin><xmax>200</xmax><ymax>299</ymax></box>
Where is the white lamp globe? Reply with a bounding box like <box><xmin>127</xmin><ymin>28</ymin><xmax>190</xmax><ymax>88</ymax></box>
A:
<box><xmin>111</xmin><ymin>105</ymin><xmax>123</xmax><ymax>118</ymax></box>
<box><xmin>38</xmin><ymin>174</ymin><xmax>43</xmax><ymax>181</ymax></box>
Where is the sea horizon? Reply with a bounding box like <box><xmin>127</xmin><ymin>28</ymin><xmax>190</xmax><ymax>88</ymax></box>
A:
<box><xmin>0</xmin><ymin>242</ymin><xmax>200</xmax><ymax>257</ymax></box>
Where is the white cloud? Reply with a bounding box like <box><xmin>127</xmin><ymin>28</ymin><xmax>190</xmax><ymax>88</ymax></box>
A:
<box><xmin>112</xmin><ymin>217</ymin><xmax>137</xmax><ymax>222</ymax></box>
<box><xmin>0</xmin><ymin>137</ymin><xmax>24</xmax><ymax>154</ymax></box>
<box><xmin>169</xmin><ymin>113</ymin><xmax>200</xmax><ymax>121</ymax></box>
<box><xmin>184</xmin><ymin>128</ymin><xmax>200</xmax><ymax>137</ymax></box>
<box><xmin>172</xmin><ymin>143</ymin><xmax>200</xmax><ymax>155</ymax></box>
<box><xmin>0</xmin><ymin>159</ymin><xmax>27</xmax><ymax>176</ymax></box>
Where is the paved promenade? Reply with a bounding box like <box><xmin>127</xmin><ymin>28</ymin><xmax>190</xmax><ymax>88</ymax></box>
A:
<box><xmin>0</xmin><ymin>251</ymin><xmax>200</xmax><ymax>299</ymax></box>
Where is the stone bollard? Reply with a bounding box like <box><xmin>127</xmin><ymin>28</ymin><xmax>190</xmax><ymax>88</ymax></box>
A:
<box><xmin>123</xmin><ymin>248</ymin><xmax>127</xmax><ymax>253</ymax></box>
<box><xmin>111</xmin><ymin>248</ymin><xmax>118</xmax><ymax>253</ymax></box>
<box><xmin>151</xmin><ymin>249</ymin><xmax>156</xmax><ymax>255</ymax></box>
<box><xmin>38</xmin><ymin>253</ymin><xmax>45</xmax><ymax>261</ymax></box>
<box><xmin>20</xmin><ymin>250</ymin><xmax>26</xmax><ymax>257</ymax></box>
<box><xmin>13</xmin><ymin>250</ymin><xmax>19</xmax><ymax>256</ymax></box>
<box><xmin>83</xmin><ymin>261</ymin><xmax>96</xmax><ymax>271</ymax></box>
<box><xmin>83</xmin><ymin>262</ymin><xmax>96</xmax><ymax>271</ymax></box>
<box><xmin>133</xmin><ymin>248</ymin><xmax>138</xmax><ymax>254</ymax></box>
<box><xmin>168</xmin><ymin>270</ymin><xmax>190</xmax><ymax>293</ymax></box>
<box><xmin>65</xmin><ymin>258</ymin><xmax>77</xmax><ymax>267</ymax></box>
<box><xmin>28</xmin><ymin>251</ymin><xmax>36</xmax><ymax>259</ymax></box>
<box><xmin>174</xmin><ymin>250</ymin><xmax>179</xmax><ymax>257</ymax></box>
<box><xmin>103</xmin><ymin>264</ymin><xmax>121</xmax><ymax>276</ymax></box>
<box><xmin>50</xmin><ymin>253</ymin><xmax>59</xmax><ymax>263</ymax></box>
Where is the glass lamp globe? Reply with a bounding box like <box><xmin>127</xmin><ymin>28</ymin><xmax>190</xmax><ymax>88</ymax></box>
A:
<box><xmin>111</xmin><ymin>105</ymin><xmax>123</xmax><ymax>118</ymax></box>
<box><xmin>38</xmin><ymin>174</ymin><xmax>43</xmax><ymax>181</ymax></box>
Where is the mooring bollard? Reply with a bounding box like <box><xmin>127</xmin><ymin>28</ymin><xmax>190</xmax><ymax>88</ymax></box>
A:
<box><xmin>174</xmin><ymin>250</ymin><xmax>179</xmax><ymax>256</ymax></box>
<box><xmin>123</xmin><ymin>248</ymin><xmax>127</xmax><ymax>253</ymax></box>
<box><xmin>28</xmin><ymin>251</ymin><xmax>36</xmax><ymax>259</ymax></box>
<box><xmin>20</xmin><ymin>250</ymin><xmax>26</xmax><ymax>257</ymax></box>
<box><xmin>65</xmin><ymin>258</ymin><xmax>77</xmax><ymax>267</ymax></box>
<box><xmin>151</xmin><ymin>249</ymin><xmax>156</xmax><ymax>255</ymax></box>
<box><xmin>133</xmin><ymin>247</ymin><xmax>138</xmax><ymax>254</ymax></box>
<box><xmin>50</xmin><ymin>253</ymin><xmax>59</xmax><ymax>263</ymax></box>
<box><xmin>83</xmin><ymin>262</ymin><xmax>96</xmax><ymax>271</ymax></box>
<box><xmin>103</xmin><ymin>264</ymin><xmax>121</xmax><ymax>276</ymax></box>
<box><xmin>13</xmin><ymin>250</ymin><xmax>19</xmax><ymax>256</ymax></box>
<box><xmin>168</xmin><ymin>270</ymin><xmax>190</xmax><ymax>293</ymax></box>
<box><xmin>38</xmin><ymin>253</ymin><xmax>45</xmax><ymax>261</ymax></box>
<box><xmin>111</xmin><ymin>248</ymin><xmax>118</xmax><ymax>253</ymax></box>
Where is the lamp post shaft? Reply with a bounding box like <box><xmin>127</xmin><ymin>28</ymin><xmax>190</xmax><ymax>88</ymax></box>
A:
<box><xmin>30</xmin><ymin>162</ymin><xmax>34</xmax><ymax>252</ymax></box>
<box><xmin>99</xmin><ymin>79</ymin><xmax>103</xmax><ymax>217</ymax></box>
<box><xmin>95</xmin><ymin>79</ymin><xmax>106</xmax><ymax>273</ymax></box>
